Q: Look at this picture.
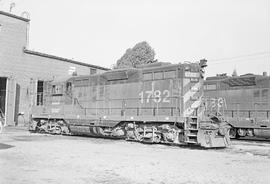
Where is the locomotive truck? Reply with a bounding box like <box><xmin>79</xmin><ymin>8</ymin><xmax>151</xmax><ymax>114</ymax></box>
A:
<box><xmin>29</xmin><ymin>60</ymin><xmax>231</xmax><ymax>148</ymax></box>
<box><xmin>204</xmin><ymin>73</ymin><xmax>270</xmax><ymax>139</ymax></box>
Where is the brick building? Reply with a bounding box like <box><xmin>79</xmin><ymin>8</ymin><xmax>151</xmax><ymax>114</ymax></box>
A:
<box><xmin>0</xmin><ymin>11</ymin><xmax>109</xmax><ymax>126</ymax></box>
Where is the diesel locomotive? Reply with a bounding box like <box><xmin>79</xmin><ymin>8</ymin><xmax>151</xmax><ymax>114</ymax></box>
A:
<box><xmin>29</xmin><ymin>60</ymin><xmax>231</xmax><ymax>148</ymax></box>
<box><xmin>204</xmin><ymin>73</ymin><xmax>270</xmax><ymax>139</ymax></box>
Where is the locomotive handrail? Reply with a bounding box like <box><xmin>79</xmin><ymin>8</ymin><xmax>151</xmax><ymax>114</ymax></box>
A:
<box><xmin>43</xmin><ymin>96</ymin><xmax>180</xmax><ymax>104</ymax></box>
<box><xmin>41</xmin><ymin>95</ymin><xmax>185</xmax><ymax>118</ymax></box>
<box><xmin>225</xmin><ymin>109</ymin><xmax>270</xmax><ymax>112</ymax></box>
<box><xmin>42</xmin><ymin>96</ymin><xmax>180</xmax><ymax>103</ymax></box>
<box><xmin>225</xmin><ymin>109</ymin><xmax>270</xmax><ymax>119</ymax></box>
<box><xmin>37</xmin><ymin>95</ymin><xmax>184</xmax><ymax>118</ymax></box>
<box><xmin>82</xmin><ymin>106</ymin><xmax>181</xmax><ymax>117</ymax></box>
<box><xmin>79</xmin><ymin>96</ymin><xmax>181</xmax><ymax>117</ymax></box>
<box><xmin>69</xmin><ymin>96</ymin><xmax>181</xmax><ymax>102</ymax></box>
<box><xmin>51</xmin><ymin>96</ymin><xmax>182</xmax><ymax>118</ymax></box>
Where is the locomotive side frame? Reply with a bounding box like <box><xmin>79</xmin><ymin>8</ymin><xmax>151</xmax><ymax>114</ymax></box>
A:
<box><xmin>30</xmin><ymin>61</ymin><xmax>231</xmax><ymax>148</ymax></box>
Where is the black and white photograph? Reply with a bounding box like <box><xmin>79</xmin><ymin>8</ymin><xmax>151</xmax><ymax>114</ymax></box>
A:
<box><xmin>0</xmin><ymin>0</ymin><xmax>270</xmax><ymax>183</ymax></box>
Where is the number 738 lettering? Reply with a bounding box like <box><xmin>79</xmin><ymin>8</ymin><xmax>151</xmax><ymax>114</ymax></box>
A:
<box><xmin>139</xmin><ymin>90</ymin><xmax>170</xmax><ymax>103</ymax></box>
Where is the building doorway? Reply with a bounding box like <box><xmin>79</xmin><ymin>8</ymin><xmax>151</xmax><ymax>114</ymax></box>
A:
<box><xmin>0</xmin><ymin>77</ymin><xmax>7</xmax><ymax>120</ymax></box>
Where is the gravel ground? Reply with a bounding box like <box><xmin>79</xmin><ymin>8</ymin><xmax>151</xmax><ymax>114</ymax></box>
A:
<box><xmin>0</xmin><ymin>127</ymin><xmax>270</xmax><ymax>184</ymax></box>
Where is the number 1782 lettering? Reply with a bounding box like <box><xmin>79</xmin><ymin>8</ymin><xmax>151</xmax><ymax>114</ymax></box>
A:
<box><xmin>139</xmin><ymin>90</ymin><xmax>170</xmax><ymax>103</ymax></box>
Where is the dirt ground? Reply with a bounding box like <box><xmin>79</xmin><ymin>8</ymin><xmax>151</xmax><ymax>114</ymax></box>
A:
<box><xmin>0</xmin><ymin>127</ymin><xmax>270</xmax><ymax>184</ymax></box>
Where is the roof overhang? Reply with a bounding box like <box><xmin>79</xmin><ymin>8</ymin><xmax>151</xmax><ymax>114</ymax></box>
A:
<box><xmin>24</xmin><ymin>49</ymin><xmax>110</xmax><ymax>71</ymax></box>
<box><xmin>0</xmin><ymin>11</ymin><xmax>30</xmax><ymax>22</ymax></box>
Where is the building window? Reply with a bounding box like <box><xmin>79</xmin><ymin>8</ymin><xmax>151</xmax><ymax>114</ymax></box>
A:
<box><xmin>52</xmin><ymin>85</ymin><xmax>63</xmax><ymax>95</ymax></box>
<box><xmin>37</xmin><ymin>80</ymin><xmax>44</xmax><ymax>105</ymax></box>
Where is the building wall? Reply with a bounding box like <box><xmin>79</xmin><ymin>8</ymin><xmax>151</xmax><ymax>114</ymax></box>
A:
<box><xmin>0</xmin><ymin>13</ymin><xmax>27</xmax><ymax>78</ymax></box>
<box><xmin>0</xmin><ymin>12</ymin><xmax>108</xmax><ymax>125</ymax></box>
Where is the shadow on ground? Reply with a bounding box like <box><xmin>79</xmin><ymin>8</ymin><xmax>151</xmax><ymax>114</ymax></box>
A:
<box><xmin>0</xmin><ymin>143</ymin><xmax>14</xmax><ymax>150</ymax></box>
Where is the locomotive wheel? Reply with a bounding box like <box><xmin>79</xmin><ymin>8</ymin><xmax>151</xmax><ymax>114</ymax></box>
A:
<box><xmin>39</xmin><ymin>129</ymin><xmax>46</xmax><ymax>133</ymax></box>
<box><xmin>246</xmin><ymin>129</ymin><xmax>254</xmax><ymax>137</ymax></box>
<box><xmin>92</xmin><ymin>126</ymin><xmax>99</xmax><ymax>136</ymax></box>
<box><xmin>96</xmin><ymin>127</ymin><xmax>105</xmax><ymax>136</ymax></box>
<box><xmin>163</xmin><ymin>132</ymin><xmax>176</xmax><ymax>143</ymax></box>
<box><xmin>54</xmin><ymin>126</ymin><xmax>62</xmax><ymax>134</ymax></box>
<box><xmin>153</xmin><ymin>133</ymin><xmax>161</xmax><ymax>143</ymax></box>
<box><xmin>61</xmin><ymin>126</ymin><xmax>70</xmax><ymax>135</ymax></box>
<box><xmin>237</xmin><ymin>128</ymin><xmax>247</xmax><ymax>137</ymax></box>
<box><xmin>111</xmin><ymin>127</ymin><xmax>125</xmax><ymax>137</ymax></box>
<box><xmin>126</xmin><ymin>130</ymin><xmax>136</xmax><ymax>140</ymax></box>
<box><xmin>229</xmin><ymin>128</ymin><xmax>237</xmax><ymax>139</ymax></box>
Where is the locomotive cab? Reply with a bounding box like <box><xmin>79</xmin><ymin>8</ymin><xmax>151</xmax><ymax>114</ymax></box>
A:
<box><xmin>49</xmin><ymin>80</ymin><xmax>66</xmax><ymax>105</ymax></box>
<box><xmin>30</xmin><ymin>78</ymin><xmax>73</xmax><ymax>133</ymax></box>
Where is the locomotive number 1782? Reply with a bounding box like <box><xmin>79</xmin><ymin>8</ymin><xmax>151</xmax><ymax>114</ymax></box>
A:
<box><xmin>139</xmin><ymin>90</ymin><xmax>170</xmax><ymax>103</ymax></box>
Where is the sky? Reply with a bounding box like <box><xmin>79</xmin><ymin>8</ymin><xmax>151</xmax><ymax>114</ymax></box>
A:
<box><xmin>1</xmin><ymin>0</ymin><xmax>270</xmax><ymax>77</ymax></box>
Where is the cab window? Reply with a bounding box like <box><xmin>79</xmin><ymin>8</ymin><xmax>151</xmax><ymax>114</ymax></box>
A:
<box><xmin>52</xmin><ymin>85</ymin><xmax>63</xmax><ymax>95</ymax></box>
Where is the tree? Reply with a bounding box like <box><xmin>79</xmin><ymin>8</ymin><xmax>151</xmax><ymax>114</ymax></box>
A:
<box><xmin>232</xmin><ymin>69</ymin><xmax>238</xmax><ymax>77</ymax></box>
<box><xmin>115</xmin><ymin>41</ymin><xmax>156</xmax><ymax>69</ymax></box>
